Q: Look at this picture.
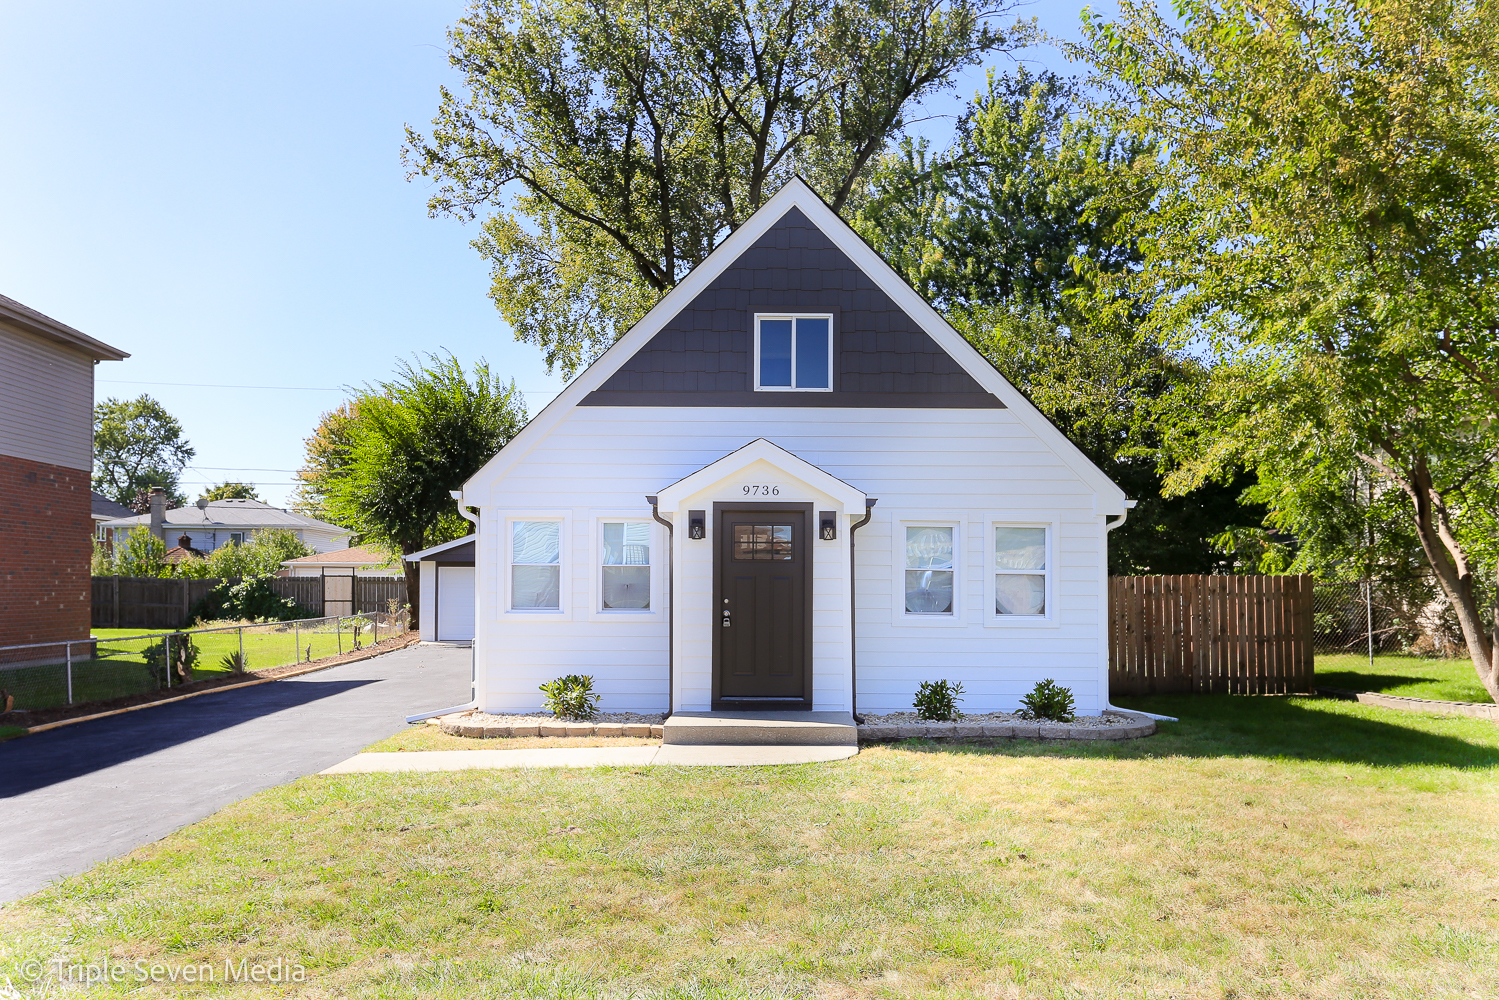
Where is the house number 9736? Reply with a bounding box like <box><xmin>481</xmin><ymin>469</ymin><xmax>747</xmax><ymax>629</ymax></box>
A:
<box><xmin>741</xmin><ymin>485</ymin><xmax>781</xmax><ymax>496</ymax></box>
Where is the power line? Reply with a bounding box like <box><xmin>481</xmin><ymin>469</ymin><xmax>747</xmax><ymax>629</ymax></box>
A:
<box><xmin>188</xmin><ymin>466</ymin><xmax>298</xmax><ymax>473</ymax></box>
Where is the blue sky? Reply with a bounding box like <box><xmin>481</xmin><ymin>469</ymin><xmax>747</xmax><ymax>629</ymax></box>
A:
<box><xmin>0</xmin><ymin>1</ymin><xmax>1097</xmax><ymax>509</ymax></box>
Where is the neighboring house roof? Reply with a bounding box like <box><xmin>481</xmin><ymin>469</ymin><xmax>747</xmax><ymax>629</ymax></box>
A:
<box><xmin>458</xmin><ymin>177</ymin><xmax>1128</xmax><ymax>513</ymax></box>
<box><xmin>100</xmin><ymin>498</ymin><xmax>349</xmax><ymax>533</ymax></box>
<box><xmin>0</xmin><ymin>292</ymin><xmax>129</xmax><ymax>361</ymax></box>
<box><xmin>164</xmin><ymin>544</ymin><xmax>207</xmax><ymax>564</ymax></box>
<box><xmin>90</xmin><ymin>491</ymin><xmax>134</xmax><ymax>522</ymax></box>
<box><xmin>282</xmin><ymin>546</ymin><xmax>397</xmax><ymax>569</ymax></box>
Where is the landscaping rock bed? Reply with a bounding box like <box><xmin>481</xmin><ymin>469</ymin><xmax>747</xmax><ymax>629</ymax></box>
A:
<box><xmin>439</xmin><ymin>711</ymin><xmax>665</xmax><ymax>739</ymax></box>
<box><xmin>857</xmin><ymin>709</ymin><xmax>1156</xmax><ymax>741</ymax></box>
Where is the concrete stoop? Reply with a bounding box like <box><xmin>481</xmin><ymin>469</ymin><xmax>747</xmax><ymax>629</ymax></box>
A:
<box><xmin>662</xmin><ymin>711</ymin><xmax>858</xmax><ymax>746</ymax></box>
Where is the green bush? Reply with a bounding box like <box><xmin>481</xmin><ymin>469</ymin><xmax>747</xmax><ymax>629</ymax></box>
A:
<box><xmin>539</xmin><ymin>674</ymin><xmax>601</xmax><ymax>721</ymax></box>
<box><xmin>914</xmin><ymin>679</ymin><xmax>965</xmax><ymax>721</ymax></box>
<box><xmin>1016</xmin><ymin>679</ymin><xmax>1075</xmax><ymax>722</ymax></box>
<box><xmin>189</xmin><ymin>575</ymin><xmax>314</xmax><ymax>625</ymax></box>
<box><xmin>144</xmin><ymin>633</ymin><xmax>200</xmax><ymax>683</ymax></box>
<box><xmin>205</xmin><ymin>529</ymin><xmax>314</xmax><ymax>579</ymax></box>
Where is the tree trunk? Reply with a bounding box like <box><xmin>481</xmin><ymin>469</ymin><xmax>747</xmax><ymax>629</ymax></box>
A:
<box><xmin>402</xmin><ymin>549</ymin><xmax>421</xmax><ymax>630</ymax></box>
<box><xmin>1405</xmin><ymin>466</ymin><xmax>1499</xmax><ymax>702</ymax></box>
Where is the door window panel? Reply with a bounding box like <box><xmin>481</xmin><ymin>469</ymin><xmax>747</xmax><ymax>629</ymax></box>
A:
<box><xmin>733</xmin><ymin>524</ymin><xmax>793</xmax><ymax>561</ymax></box>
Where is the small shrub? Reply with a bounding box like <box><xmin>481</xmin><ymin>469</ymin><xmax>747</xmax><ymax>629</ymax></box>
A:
<box><xmin>189</xmin><ymin>575</ymin><xmax>313</xmax><ymax>625</ymax></box>
<box><xmin>540</xmin><ymin>674</ymin><xmax>601</xmax><ymax>721</ymax></box>
<box><xmin>1016</xmin><ymin>679</ymin><xmax>1075</xmax><ymax>722</ymax></box>
<box><xmin>144</xmin><ymin>633</ymin><xmax>200</xmax><ymax>683</ymax></box>
<box><xmin>914</xmin><ymin>679</ymin><xmax>965</xmax><ymax>721</ymax></box>
<box><xmin>218</xmin><ymin>651</ymin><xmax>248</xmax><ymax>673</ymax></box>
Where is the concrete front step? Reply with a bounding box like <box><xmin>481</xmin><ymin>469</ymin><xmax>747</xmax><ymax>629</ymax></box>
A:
<box><xmin>663</xmin><ymin>711</ymin><xmax>858</xmax><ymax>746</ymax></box>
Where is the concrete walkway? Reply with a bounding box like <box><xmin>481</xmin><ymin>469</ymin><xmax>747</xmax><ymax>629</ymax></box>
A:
<box><xmin>323</xmin><ymin>743</ymin><xmax>859</xmax><ymax>772</ymax></box>
<box><xmin>0</xmin><ymin>644</ymin><xmax>472</xmax><ymax>904</ymax></box>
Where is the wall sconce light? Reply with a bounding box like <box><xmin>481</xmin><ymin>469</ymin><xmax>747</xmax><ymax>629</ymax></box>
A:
<box><xmin>688</xmin><ymin>510</ymin><xmax>706</xmax><ymax>539</ymax></box>
<box><xmin>819</xmin><ymin>511</ymin><xmax>837</xmax><ymax>541</ymax></box>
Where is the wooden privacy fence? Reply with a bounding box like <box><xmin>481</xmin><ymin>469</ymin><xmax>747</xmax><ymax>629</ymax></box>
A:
<box><xmin>1109</xmin><ymin>575</ymin><xmax>1315</xmax><ymax>695</ymax></box>
<box><xmin>92</xmin><ymin>575</ymin><xmax>409</xmax><ymax>629</ymax></box>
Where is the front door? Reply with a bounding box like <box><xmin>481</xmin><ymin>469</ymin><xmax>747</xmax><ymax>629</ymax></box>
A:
<box><xmin>713</xmin><ymin>505</ymin><xmax>810</xmax><ymax>708</ymax></box>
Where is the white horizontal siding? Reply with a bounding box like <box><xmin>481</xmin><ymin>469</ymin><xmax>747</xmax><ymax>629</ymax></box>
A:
<box><xmin>473</xmin><ymin>406</ymin><xmax>1112</xmax><ymax>715</ymax></box>
<box><xmin>0</xmin><ymin>323</ymin><xmax>93</xmax><ymax>471</ymax></box>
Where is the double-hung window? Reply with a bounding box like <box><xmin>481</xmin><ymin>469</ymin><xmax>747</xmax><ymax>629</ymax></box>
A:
<box><xmin>993</xmin><ymin>525</ymin><xmax>1048</xmax><ymax>617</ymax></box>
<box><xmin>904</xmin><ymin>525</ymin><xmax>955</xmax><ymax>615</ymax></box>
<box><xmin>755</xmin><ymin>314</ymin><xmax>832</xmax><ymax>391</ymax></box>
<box><xmin>600</xmin><ymin>521</ymin><xmax>650</xmax><ymax>611</ymax></box>
<box><xmin>511</xmin><ymin>520</ymin><xmax>561</xmax><ymax>610</ymax></box>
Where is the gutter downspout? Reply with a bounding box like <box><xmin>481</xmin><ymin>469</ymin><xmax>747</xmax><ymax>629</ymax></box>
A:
<box><xmin>849</xmin><ymin>498</ymin><xmax>877</xmax><ymax>724</ymax></box>
<box><xmin>1102</xmin><ymin>504</ymin><xmax>1177</xmax><ymax>723</ymax></box>
<box><xmin>647</xmin><ymin>496</ymin><xmax>674</xmax><ymax>720</ymax></box>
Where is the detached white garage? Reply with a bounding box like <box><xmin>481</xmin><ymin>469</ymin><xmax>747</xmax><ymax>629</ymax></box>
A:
<box><xmin>406</xmin><ymin>537</ymin><xmax>476</xmax><ymax>643</ymax></box>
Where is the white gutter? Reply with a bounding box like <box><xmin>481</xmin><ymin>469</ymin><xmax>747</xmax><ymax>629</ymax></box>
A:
<box><xmin>1102</xmin><ymin>502</ymin><xmax>1178</xmax><ymax>723</ymax></box>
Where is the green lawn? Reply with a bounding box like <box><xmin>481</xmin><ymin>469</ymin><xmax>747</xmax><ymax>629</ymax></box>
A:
<box><xmin>5</xmin><ymin>623</ymin><xmax>388</xmax><ymax>712</ymax></box>
<box><xmin>1316</xmin><ymin>651</ymin><xmax>1494</xmax><ymax>703</ymax></box>
<box><xmin>2</xmin><ymin>694</ymin><xmax>1497</xmax><ymax>998</ymax></box>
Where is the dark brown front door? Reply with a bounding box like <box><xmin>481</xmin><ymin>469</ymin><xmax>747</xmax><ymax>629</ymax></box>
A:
<box><xmin>714</xmin><ymin>505</ymin><xmax>810</xmax><ymax>708</ymax></box>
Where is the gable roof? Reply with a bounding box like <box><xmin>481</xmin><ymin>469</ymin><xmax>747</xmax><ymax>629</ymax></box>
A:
<box><xmin>100</xmin><ymin>498</ymin><xmax>349</xmax><ymax>533</ymax></box>
<box><xmin>462</xmin><ymin>178</ymin><xmax>1127</xmax><ymax>512</ymax></box>
<box><xmin>652</xmin><ymin>438</ymin><xmax>867</xmax><ymax>513</ymax></box>
<box><xmin>404</xmin><ymin>535</ymin><xmax>477</xmax><ymax>563</ymax></box>
<box><xmin>90</xmin><ymin>491</ymin><xmax>134</xmax><ymax>521</ymax></box>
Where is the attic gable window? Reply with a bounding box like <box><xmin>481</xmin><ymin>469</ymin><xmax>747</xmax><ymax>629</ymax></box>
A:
<box><xmin>754</xmin><ymin>315</ymin><xmax>832</xmax><ymax>391</ymax></box>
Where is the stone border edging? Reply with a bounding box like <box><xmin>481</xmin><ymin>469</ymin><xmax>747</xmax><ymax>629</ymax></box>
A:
<box><xmin>440</xmin><ymin>716</ymin><xmax>665</xmax><ymax>739</ymax></box>
<box><xmin>1317</xmin><ymin>687</ymin><xmax>1498</xmax><ymax>722</ymax></box>
<box><xmin>857</xmin><ymin>709</ymin><xmax>1157</xmax><ymax>741</ymax></box>
<box><xmin>436</xmin><ymin>709</ymin><xmax>1158</xmax><ymax>742</ymax></box>
<box><xmin>9</xmin><ymin>633</ymin><xmax>421</xmax><ymax>739</ymax></box>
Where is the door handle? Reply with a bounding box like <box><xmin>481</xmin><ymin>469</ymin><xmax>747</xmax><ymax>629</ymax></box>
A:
<box><xmin>721</xmin><ymin>609</ymin><xmax>731</xmax><ymax>628</ymax></box>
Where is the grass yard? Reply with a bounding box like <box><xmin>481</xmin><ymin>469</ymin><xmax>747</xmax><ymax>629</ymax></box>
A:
<box><xmin>3</xmin><ymin>623</ymin><xmax>389</xmax><ymax>713</ymax></box>
<box><xmin>1316</xmin><ymin>651</ymin><xmax>1494</xmax><ymax>703</ymax></box>
<box><xmin>3</xmin><ymin>695</ymin><xmax>1497</xmax><ymax>999</ymax></box>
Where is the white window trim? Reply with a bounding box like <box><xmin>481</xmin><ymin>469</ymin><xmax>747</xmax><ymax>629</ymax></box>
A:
<box><xmin>753</xmin><ymin>313</ymin><xmax>835</xmax><ymax>392</ymax></box>
<box><xmin>503</xmin><ymin>513</ymin><xmax>572</xmax><ymax>620</ymax></box>
<box><xmin>985</xmin><ymin>515</ymin><xmax>1061</xmax><ymax>628</ymax></box>
<box><xmin>588</xmin><ymin>515</ymin><xmax>663</xmax><ymax>621</ymax></box>
<box><xmin>892</xmin><ymin>515</ymin><xmax>966</xmax><ymax>627</ymax></box>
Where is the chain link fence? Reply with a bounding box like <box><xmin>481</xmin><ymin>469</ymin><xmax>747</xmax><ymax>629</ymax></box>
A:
<box><xmin>1314</xmin><ymin>578</ymin><xmax>1475</xmax><ymax>661</ymax></box>
<box><xmin>0</xmin><ymin>609</ymin><xmax>409</xmax><ymax>717</ymax></box>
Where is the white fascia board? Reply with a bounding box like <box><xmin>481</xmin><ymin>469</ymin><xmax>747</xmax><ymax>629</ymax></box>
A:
<box><xmin>403</xmin><ymin>535</ymin><xmax>477</xmax><ymax>562</ymax></box>
<box><xmin>653</xmin><ymin>437</ymin><xmax>868</xmax><ymax>513</ymax></box>
<box><xmin>463</xmin><ymin>176</ymin><xmax>1128</xmax><ymax>514</ymax></box>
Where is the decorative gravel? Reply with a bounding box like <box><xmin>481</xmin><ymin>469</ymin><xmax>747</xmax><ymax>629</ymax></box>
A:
<box><xmin>862</xmin><ymin>711</ymin><xmax>1138</xmax><ymax>729</ymax></box>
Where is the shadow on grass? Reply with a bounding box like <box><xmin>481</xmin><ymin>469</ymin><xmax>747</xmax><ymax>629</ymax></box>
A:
<box><xmin>0</xmin><ymin>678</ymin><xmax>375</xmax><ymax>796</ymax></box>
<box><xmin>897</xmin><ymin>695</ymin><xmax>1499</xmax><ymax>770</ymax></box>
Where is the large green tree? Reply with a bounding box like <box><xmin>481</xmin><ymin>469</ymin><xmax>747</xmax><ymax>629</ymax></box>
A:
<box><xmin>289</xmin><ymin>401</ymin><xmax>361</xmax><ymax>524</ymax></box>
<box><xmin>92</xmin><ymin>395</ymin><xmax>195</xmax><ymax>506</ymax></box>
<box><xmin>318</xmin><ymin>355</ymin><xmax>528</xmax><ymax>626</ymax></box>
<box><xmin>198</xmin><ymin>482</ymin><xmax>260</xmax><ymax>503</ymax></box>
<box><xmin>1076</xmin><ymin>0</ymin><xmax>1499</xmax><ymax>699</ymax></box>
<box><xmin>855</xmin><ymin>69</ymin><xmax>1262</xmax><ymax>572</ymax></box>
<box><xmin>404</xmin><ymin>0</ymin><xmax>1032</xmax><ymax>376</ymax></box>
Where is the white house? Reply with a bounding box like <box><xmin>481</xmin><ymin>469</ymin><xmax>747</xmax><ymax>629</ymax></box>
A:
<box><xmin>454</xmin><ymin>179</ymin><xmax>1133</xmax><ymax>719</ymax></box>
<box><xmin>101</xmin><ymin>496</ymin><xmax>351</xmax><ymax>554</ymax></box>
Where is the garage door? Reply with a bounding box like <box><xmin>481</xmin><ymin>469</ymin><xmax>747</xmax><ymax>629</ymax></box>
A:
<box><xmin>436</xmin><ymin>565</ymin><xmax>476</xmax><ymax>642</ymax></box>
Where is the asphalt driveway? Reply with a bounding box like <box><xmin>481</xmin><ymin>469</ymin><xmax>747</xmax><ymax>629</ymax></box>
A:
<box><xmin>0</xmin><ymin>643</ymin><xmax>471</xmax><ymax>904</ymax></box>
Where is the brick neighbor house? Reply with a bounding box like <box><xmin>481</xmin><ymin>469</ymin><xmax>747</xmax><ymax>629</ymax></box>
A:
<box><xmin>0</xmin><ymin>293</ymin><xmax>128</xmax><ymax>648</ymax></box>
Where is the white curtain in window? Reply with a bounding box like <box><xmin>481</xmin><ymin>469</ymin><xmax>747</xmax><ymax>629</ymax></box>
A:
<box><xmin>512</xmin><ymin>521</ymin><xmax>561</xmax><ymax>609</ymax></box>
<box><xmin>602</xmin><ymin>522</ymin><xmax>650</xmax><ymax>609</ymax></box>
<box><xmin>905</xmin><ymin>526</ymin><xmax>954</xmax><ymax>614</ymax></box>
<box><xmin>994</xmin><ymin>526</ymin><xmax>1046</xmax><ymax>615</ymax></box>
